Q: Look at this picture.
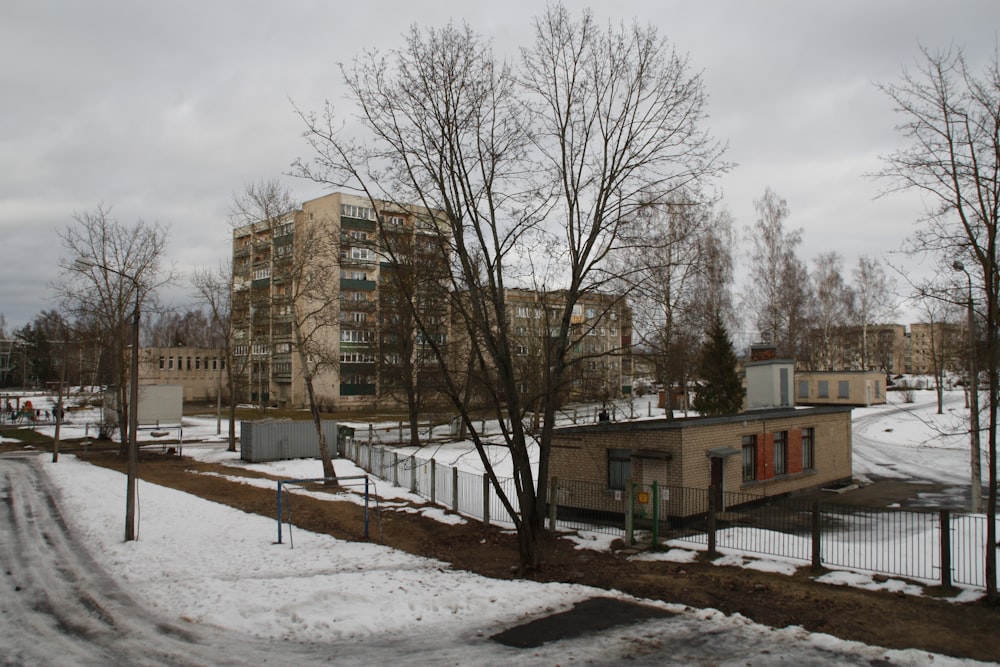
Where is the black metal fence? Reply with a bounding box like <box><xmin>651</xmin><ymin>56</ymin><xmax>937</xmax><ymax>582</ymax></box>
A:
<box><xmin>339</xmin><ymin>437</ymin><xmax>996</xmax><ymax>591</ymax></box>
<box><xmin>549</xmin><ymin>478</ymin><xmax>996</xmax><ymax>590</ymax></box>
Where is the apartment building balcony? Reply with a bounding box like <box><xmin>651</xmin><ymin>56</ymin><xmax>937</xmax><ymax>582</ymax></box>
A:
<box><xmin>340</xmin><ymin>278</ymin><xmax>377</xmax><ymax>291</ymax></box>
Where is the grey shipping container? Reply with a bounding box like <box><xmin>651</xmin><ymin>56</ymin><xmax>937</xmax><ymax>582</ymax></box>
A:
<box><xmin>241</xmin><ymin>420</ymin><xmax>340</xmax><ymax>462</ymax></box>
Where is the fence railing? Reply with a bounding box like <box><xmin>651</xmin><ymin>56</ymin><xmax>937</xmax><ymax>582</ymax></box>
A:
<box><xmin>340</xmin><ymin>436</ymin><xmax>996</xmax><ymax>591</ymax></box>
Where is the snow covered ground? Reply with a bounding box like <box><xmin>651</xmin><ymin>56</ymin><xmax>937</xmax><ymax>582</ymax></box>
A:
<box><xmin>1</xmin><ymin>386</ymin><xmax>996</xmax><ymax>664</ymax></box>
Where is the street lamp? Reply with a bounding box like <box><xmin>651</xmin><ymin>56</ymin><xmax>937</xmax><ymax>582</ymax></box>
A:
<box><xmin>953</xmin><ymin>260</ymin><xmax>982</xmax><ymax>514</ymax></box>
<box><xmin>74</xmin><ymin>258</ymin><xmax>142</xmax><ymax>540</ymax></box>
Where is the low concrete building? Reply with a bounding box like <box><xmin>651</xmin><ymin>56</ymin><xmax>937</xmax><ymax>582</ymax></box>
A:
<box><xmin>548</xmin><ymin>353</ymin><xmax>854</xmax><ymax>520</ymax></box>
<box><xmin>795</xmin><ymin>370</ymin><xmax>886</xmax><ymax>407</ymax></box>
<box><xmin>139</xmin><ymin>347</ymin><xmax>227</xmax><ymax>403</ymax></box>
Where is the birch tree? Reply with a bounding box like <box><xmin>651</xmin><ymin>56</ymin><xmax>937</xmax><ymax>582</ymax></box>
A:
<box><xmin>877</xmin><ymin>44</ymin><xmax>1000</xmax><ymax>602</ymax></box>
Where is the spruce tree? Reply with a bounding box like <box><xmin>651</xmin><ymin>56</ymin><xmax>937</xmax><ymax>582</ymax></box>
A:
<box><xmin>692</xmin><ymin>316</ymin><xmax>744</xmax><ymax>416</ymax></box>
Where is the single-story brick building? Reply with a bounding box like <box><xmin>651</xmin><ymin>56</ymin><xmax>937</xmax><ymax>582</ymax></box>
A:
<box><xmin>548</xmin><ymin>354</ymin><xmax>854</xmax><ymax>520</ymax></box>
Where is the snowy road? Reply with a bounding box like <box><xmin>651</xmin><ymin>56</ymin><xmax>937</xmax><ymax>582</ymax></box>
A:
<box><xmin>853</xmin><ymin>393</ymin><xmax>976</xmax><ymax>483</ymax></box>
<box><xmin>0</xmin><ymin>453</ymin><xmax>338</xmax><ymax>666</ymax></box>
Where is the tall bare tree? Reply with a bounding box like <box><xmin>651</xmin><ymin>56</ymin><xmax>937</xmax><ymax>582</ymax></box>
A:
<box><xmin>876</xmin><ymin>44</ymin><xmax>1000</xmax><ymax>601</ymax></box>
<box><xmin>630</xmin><ymin>194</ymin><xmax>734</xmax><ymax>415</ymax></box>
<box><xmin>809</xmin><ymin>252</ymin><xmax>855</xmax><ymax>371</ymax></box>
<box><xmin>295</xmin><ymin>5</ymin><xmax>727</xmax><ymax>571</ymax></box>
<box><xmin>852</xmin><ymin>254</ymin><xmax>896</xmax><ymax>370</ymax></box>
<box><xmin>56</xmin><ymin>204</ymin><xmax>171</xmax><ymax>449</ymax></box>
<box><xmin>742</xmin><ymin>187</ymin><xmax>812</xmax><ymax>359</ymax></box>
<box><xmin>192</xmin><ymin>262</ymin><xmax>238</xmax><ymax>451</ymax></box>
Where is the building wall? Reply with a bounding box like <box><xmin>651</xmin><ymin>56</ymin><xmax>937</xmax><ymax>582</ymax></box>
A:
<box><xmin>549</xmin><ymin>407</ymin><xmax>853</xmax><ymax>516</ymax></box>
<box><xmin>139</xmin><ymin>347</ymin><xmax>226</xmax><ymax>402</ymax></box>
<box><xmin>795</xmin><ymin>370</ymin><xmax>886</xmax><ymax>406</ymax></box>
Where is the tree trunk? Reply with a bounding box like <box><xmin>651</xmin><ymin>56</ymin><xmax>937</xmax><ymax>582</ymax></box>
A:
<box><xmin>303</xmin><ymin>372</ymin><xmax>337</xmax><ymax>486</ymax></box>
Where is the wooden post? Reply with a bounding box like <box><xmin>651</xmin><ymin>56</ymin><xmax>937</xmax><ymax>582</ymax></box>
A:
<box><xmin>452</xmin><ymin>467</ymin><xmax>459</xmax><ymax>513</ymax></box>
<box><xmin>940</xmin><ymin>510</ymin><xmax>953</xmax><ymax>590</ymax></box>
<box><xmin>392</xmin><ymin>452</ymin><xmax>399</xmax><ymax>486</ymax></box>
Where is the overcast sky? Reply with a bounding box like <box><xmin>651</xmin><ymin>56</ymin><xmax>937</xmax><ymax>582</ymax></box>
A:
<box><xmin>2</xmin><ymin>1</ymin><xmax>998</xmax><ymax>334</ymax></box>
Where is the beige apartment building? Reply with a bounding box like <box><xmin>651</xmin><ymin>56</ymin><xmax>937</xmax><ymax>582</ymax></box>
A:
<box><xmin>503</xmin><ymin>288</ymin><xmax>634</xmax><ymax>402</ymax></box>
<box><xmin>231</xmin><ymin>192</ymin><xmax>450</xmax><ymax>409</ymax></box>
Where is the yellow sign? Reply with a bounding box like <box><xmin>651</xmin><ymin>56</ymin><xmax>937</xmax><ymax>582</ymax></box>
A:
<box><xmin>637</xmin><ymin>491</ymin><xmax>650</xmax><ymax>505</ymax></box>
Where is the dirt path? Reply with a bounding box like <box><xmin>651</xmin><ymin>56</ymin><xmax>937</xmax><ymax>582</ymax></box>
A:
<box><xmin>74</xmin><ymin>450</ymin><xmax>1000</xmax><ymax>664</ymax></box>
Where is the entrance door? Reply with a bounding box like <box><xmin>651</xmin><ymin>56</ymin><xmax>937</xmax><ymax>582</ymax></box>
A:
<box><xmin>710</xmin><ymin>456</ymin><xmax>724</xmax><ymax>510</ymax></box>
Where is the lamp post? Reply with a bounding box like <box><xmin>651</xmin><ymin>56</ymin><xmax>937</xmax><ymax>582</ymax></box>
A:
<box><xmin>953</xmin><ymin>260</ymin><xmax>982</xmax><ymax>513</ymax></box>
<box><xmin>75</xmin><ymin>258</ymin><xmax>141</xmax><ymax>540</ymax></box>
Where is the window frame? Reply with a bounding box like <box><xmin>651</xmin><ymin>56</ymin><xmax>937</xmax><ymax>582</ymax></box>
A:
<box><xmin>742</xmin><ymin>435</ymin><xmax>757</xmax><ymax>482</ymax></box>
<box><xmin>773</xmin><ymin>430</ymin><xmax>788</xmax><ymax>475</ymax></box>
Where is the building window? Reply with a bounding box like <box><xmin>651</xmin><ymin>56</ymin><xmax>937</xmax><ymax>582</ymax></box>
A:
<box><xmin>802</xmin><ymin>427</ymin><xmax>815</xmax><ymax>470</ymax></box>
<box><xmin>195</xmin><ymin>357</ymin><xmax>201</xmax><ymax>370</ymax></box>
<box><xmin>168</xmin><ymin>356</ymin><xmax>175</xmax><ymax>370</ymax></box>
<box><xmin>159</xmin><ymin>356</ymin><xmax>165</xmax><ymax>370</ymax></box>
<box><xmin>608</xmin><ymin>449</ymin><xmax>631</xmax><ymax>491</ymax></box>
<box><xmin>773</xmin><ymin>431</ymin><xmax>788</xmax><ymax>475</ymax></box>
<box><xmin>818</xmin><ymin>381</ymin><xmax>829</xmax><ymax>398</ymax></box>
<box><xmin>798</xmin><ymin>380</ymin><xmax>809</xmax><ymax>399</ymax></box>
<box><xmin>838</xmin><ymin>381</ymin><xmax>850</xmax><ymax>399</ymax></box>
<box><xmin>742</xmin><ymin>435</ymin><xmax>757</xmax><ymax>482</ymax></box>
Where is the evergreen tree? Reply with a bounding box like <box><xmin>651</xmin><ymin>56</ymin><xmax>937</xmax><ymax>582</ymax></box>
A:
<box><xmin>693</xmin><ymin>316</ymin><xmax>744</xmax><ymax>416</ymax></box>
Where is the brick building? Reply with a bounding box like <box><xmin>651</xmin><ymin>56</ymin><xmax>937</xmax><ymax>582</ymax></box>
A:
<box><xmin>548</xmin><ymin>356</ymin><xmax>853</xmax><ymax>518</ymax></box>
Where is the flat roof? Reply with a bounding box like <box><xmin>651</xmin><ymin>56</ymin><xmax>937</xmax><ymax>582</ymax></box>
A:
<box><xmin>553</xmin><ymin>404</ymin><xmax>853</xmax><ymax>435</ymax></box>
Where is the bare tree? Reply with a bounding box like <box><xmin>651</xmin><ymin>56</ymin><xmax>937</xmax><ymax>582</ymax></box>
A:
<box><xmin>852</xmin><ymin>255</ymin><xmax>897</xmax><ymax>370</ymax></box>
<box><xmin>876</xmin><ymin>44</ymin><xmax>1000</xmax><ymax>601</ymax></box>
<box><xmin>742</xmin><ymin>188</ymin><xmax>812</xmax><ymax>360</ymax></box>
<box><xmin>630</xmin><ymin>194</ymin><xmax>734</xmax><ymax>415</ymax></box>
<box><xmin>295</xmin><ymin>6</ymin><xmax>727</xmax><ymax>571</ymax></box>
<box><xmin>55</xmin><ymin>204</ymin><xmax>171</xmax><ymax>449</ymax></box>
<box><xmin>376</xmin><ymin>212</ymin><xmax>452</xmax><ymax>446</ymax></box>
<box><xmin>192</xmin><ymin>262</ymin><xmax>238</xmax><ymax>451</ymax></box>
<box><xmin>809</xmin><ymin>252</ymin><xmax>855</xmax><ymax>371</ymax></box>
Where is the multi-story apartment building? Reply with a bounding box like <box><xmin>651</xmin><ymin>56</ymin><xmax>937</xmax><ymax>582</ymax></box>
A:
<box><xmin>503</xmin><ymin>288</ymin><xmax>633</xmax><ymax>402</ymax></box>
<box><xmin>232</xmin><ymin>191</ymin><xmax>634</xmax><ymax>410</ymax></box>
<box><xmin>231</xmin><ymin>192</ymin><xmax>450</xmax><ymax>409</ymax></box>
<box><xmin>906</xmin><ymin>321</ymin><xmax>963</xmax><ymax>375</ymax></box>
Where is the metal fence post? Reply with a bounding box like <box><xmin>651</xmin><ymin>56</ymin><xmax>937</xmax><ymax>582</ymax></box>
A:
<box><xmin>452</xmin><ymin>466</ymin><xmax>459</xmax><ymax>513</ymax></box>
<box><xmin>707</xmin><ymin>485</ymin><xmax>717</xmax><ymax>556</ymax></box>
<box><xmin>409</xmin><ymin>455</ymin><xmax>417</xmax><ymax>493</ymax></box>
<box><xmin>549</xmin><ymin>477</ymin><xmax>559</xmax><ymax>531</ymax></box>
<box><xmin>940</xmin><ymin>510</ymin><xmax>953</xmax><ymax>590</ymax></box>
<box><xmin>652</xmin><ymin>481</ymin><xmax>660</xmax><ymax>546</ymax></box>
<box><xmin>625</xmin><ymin>480</ymin><xmax>634</xmax><ymax>545</ymax></box>
<box><xmin>482</xmin><ymin>474</ymin><xmax>490</xmax><ymax>526</ymax></box>
<box><xmin>430</xmin><ymin>458</ymin><xmax>437</xmax><ymax>504</ymax></box>
<box><xmin>811</xmin><ymin>499</ymin><xmax>822</xmax><ymax>572</ymax></box>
